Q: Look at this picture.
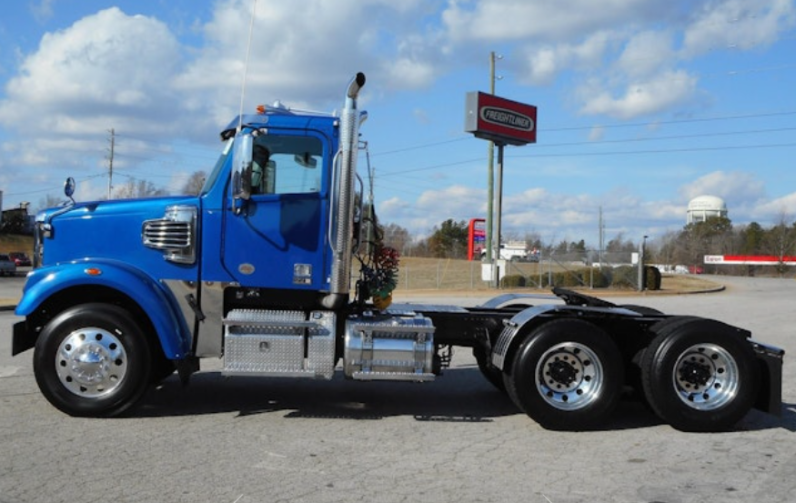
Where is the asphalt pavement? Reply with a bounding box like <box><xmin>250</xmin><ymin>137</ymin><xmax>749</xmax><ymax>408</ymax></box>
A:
<box><xmin>0</xmin><ymin>268</ymin><xmax>27</xmax><ymax>311</ymax></box>
<box><xmin>1</xmin><ymin>275</ymin><xmax>794</xmax><ymax>503</ymax></box>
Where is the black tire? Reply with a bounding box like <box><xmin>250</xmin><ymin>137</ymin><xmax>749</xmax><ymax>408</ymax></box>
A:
<box><xmin>473</xmin><ymin>347</ymin><xmax>506</xmax><ymax>392</ymax></box>
<box><xmin>33</xmin><ymin>303</ymin><xmax>152</xmax><ymax>417</ymax></box>
<box><xmin>641</xmin><ymin>318</ymin><xmax>759</xmax><ymax>432</ymax></box>
<box><xmin>504</xmin><ymin>319</ymin><xmax>624</xmax><ymax>430</ymax></box>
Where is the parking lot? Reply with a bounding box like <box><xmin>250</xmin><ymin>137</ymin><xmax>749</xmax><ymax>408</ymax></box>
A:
<box><xmin>1</xmin><ymin>275</ymin><xmax>794</xmax><ymax>503</ymax></box>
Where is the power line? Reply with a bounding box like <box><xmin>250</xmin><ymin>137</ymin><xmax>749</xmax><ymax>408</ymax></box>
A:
<box><xmin>534</xmin><ymin>126</ymin><xmax>796</xmax><ymax>149</ymax></box>
<box><xmin>368</xmin><ymin>110</ymin><xmax>796</xmax><ymax>158</ymax></box>
<box><xmin>370</xmin><ymin>137</ymin><xmax>469</xmax><ymax>157</ymax></box>
<box><xmin>511</xmin><ymin>142</ymin><xmax>796</xmax><ymax>159</ymax></box>
<box><xmin>376</xmin><ymin>141</ymin><xmax>796</xmax><ymax>178</ymax></box>
<box><xmin>544</xmin><ymin>111</ymin><xmax>796</xmax><ymax>133</ymax></box>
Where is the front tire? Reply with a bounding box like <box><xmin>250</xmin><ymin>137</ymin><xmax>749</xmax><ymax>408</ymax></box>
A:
<box><xmin>641</xmin><ymin>319</ymin><xmax>759</xmax><ymax>432</ymax></box>
<box><xmin>33</xmin><ymin>303</ymin><xmax>152</xmax><ymax>417</ymax></box>
<box><xmin>504</xmin><ymin>319</ymin><xmax>624</xmax><ymax>430</ymax></box>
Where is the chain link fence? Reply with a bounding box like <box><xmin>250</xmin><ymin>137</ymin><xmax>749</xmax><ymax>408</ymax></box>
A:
<box><xmin>393</xmin><ymin>250</ymin><xmax>647</xmax><ymax>291</ymax></box>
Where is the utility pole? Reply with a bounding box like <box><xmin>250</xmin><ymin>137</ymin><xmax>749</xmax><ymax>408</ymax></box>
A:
<box><xmin>486</xmin><ymin>51</ymin><xmax>501</xmax><ymax>277</ymax></box>
<box><xmin>107</xmin><ymin>128</ymin><xmax>115</xmax><ymax>200</ymax></box>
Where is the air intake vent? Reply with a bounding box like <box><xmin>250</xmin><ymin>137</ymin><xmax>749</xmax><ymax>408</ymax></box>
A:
<box><xmin>142</xmin><ymin>205</ymin><xmax>197</xmax><ymax>264</ymax></box>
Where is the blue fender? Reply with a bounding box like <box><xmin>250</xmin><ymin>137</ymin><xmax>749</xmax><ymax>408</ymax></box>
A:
<box><xmin>15</xmin><ymin>259</ymin><xmax>192</xmax><ymax>359</ymax></box>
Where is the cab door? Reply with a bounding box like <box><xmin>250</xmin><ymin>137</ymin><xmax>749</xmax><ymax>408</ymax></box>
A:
<box><xmin>222</xmin><ymin>130</ymin><xmax>331</xmax><ymax>291</ymax></box>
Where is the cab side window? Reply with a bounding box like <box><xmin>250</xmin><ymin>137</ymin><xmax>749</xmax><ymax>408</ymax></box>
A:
<box><xmin>251</xmin><ymin>136</ymin><xmax>322</xmax><ymax>195</ymax></box>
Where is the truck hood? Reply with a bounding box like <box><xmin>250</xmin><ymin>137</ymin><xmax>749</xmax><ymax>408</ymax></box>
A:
<box><xmin>38</xmin><ymin>195</ymin><xmax>199</xmax><ymax>269</ymax></box>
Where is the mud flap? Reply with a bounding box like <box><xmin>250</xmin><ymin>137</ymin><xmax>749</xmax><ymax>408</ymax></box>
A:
<box><xmin>12</xmin><ymin>320</ymin><xmax>35</xmax><ymax>356</ymax></box>
<box><xmin>751</xmin><ymin>340</ymin><xmax>784</xmax><ymax>416</ymax></box>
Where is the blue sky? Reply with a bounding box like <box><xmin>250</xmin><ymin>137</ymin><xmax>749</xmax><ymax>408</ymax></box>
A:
<box><xmin>1</xmin><ymin>0</ymin><xmax>795</xmax><ymax>248</ymax></box>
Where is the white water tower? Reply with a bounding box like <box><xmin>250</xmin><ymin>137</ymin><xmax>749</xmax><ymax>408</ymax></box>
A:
<box><xmin>687</xmin><ymin>195</ymin><xmax>727</xmax><ymax>224</ymax></box>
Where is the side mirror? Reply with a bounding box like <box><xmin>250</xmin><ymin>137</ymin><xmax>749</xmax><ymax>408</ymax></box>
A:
<box><xmin>232</xmin><ymin>132</ymin><xmax>254</xmax><ymax>209</ymax></box>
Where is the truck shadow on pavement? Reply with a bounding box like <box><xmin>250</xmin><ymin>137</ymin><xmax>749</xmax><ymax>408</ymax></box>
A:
<box><xmin>132</xmin><ymin>365</ymin><xmax>790</xmax><ymax>432</ymax></box>
<box><xmin>139</xmin><ymin>366</ymin><xmax>522</xmax><ymax>423</ymax></box>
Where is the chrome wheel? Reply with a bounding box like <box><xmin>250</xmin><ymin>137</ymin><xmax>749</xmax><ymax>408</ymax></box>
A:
<box><xmin>641</xmin><ymin>318</ymin><xmax>759</xmax><ymax>431</ymax></box>
<box><xmin>671</xmin><ymin>343</ymin><xmax>738</xmax><ymax>411</ymax></box>
<box><xmin>55</xmin><ymin>326</ymin><xmax>129</xmax><ymax>398</ymax></box>
<box><xmin>507</xmin><ymin>319</ymin><xmax>623</xmax><ymax>430</ymax></box>
<box><xmin>535</xmin><ymin>342</ymin><xmax>603</xmax><ymax>411</ymax></box>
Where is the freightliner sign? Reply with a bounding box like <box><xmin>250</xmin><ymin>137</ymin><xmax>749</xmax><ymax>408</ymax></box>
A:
<box><xmin>464</xmin><ymin>91</ymin><xmax>537</xmax><ymax>146</ymax></box>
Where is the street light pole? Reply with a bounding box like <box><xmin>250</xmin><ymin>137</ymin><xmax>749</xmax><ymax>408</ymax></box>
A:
<box><xmin>638</xmin><ymin>235</ymin><xmax>648</xmax><ymax>291</ymax></box>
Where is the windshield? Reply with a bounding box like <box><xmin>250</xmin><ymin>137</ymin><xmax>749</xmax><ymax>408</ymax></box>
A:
<box><xmin>200</xmin><ymin>138</ymin><xmax>233</xmax><ymax>196</ymax></box>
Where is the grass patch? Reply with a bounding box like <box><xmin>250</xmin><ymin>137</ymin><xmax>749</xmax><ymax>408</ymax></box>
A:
<box><xmin>0</xmin><ymin>234</ymin><xmax>34</xmax><ymax>255</ymax></box>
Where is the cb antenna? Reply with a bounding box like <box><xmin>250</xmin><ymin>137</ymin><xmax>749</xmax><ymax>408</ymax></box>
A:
<box><xmin>237</xmin><ymin>0</ymin><xmax>258</xmax><ymax>133</ymax></box>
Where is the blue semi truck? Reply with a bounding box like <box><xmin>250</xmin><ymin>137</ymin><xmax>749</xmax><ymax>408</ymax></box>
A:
<box><xmin>11</xmin><ymin>74</ymin><xmax>784</xmax><ymax>431</ymax></box>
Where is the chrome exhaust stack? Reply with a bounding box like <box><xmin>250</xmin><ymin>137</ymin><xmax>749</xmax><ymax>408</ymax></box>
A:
<box><xmin>323</xmin><ymin>72</ymin><xmax>366</xmax><ymax>308</ymax></box>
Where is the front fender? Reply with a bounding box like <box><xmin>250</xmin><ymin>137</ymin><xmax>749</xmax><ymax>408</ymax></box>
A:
<box><xmin>15</xmin><ymin>260</ymin><xmax>191</xmax><ymax>359</ymax></box>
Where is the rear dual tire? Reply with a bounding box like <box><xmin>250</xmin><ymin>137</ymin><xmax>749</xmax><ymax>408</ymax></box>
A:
<box><xmin>504</xmin><ymin>319</ymin><xmax>624</xmax><ymax>430</ymax></box>
<box><xmin>641</xmin><ymin>318</ymin><xmax>759</xmax><ymax>432</ymax></box>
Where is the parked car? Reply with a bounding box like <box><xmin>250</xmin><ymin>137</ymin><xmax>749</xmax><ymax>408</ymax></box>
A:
<box><xmin>8</xmin><ymin>251</ymin><xmax>31</xmax><ymax>267</ymax></box>
<box><xmin>0</xmin><ymin>254</ymin><xmax>17</xmax><ymax>277</ymax></box>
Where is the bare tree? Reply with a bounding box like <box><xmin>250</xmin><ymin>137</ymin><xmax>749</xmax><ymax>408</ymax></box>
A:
<box><xmin>181</xmin><ymin>171</ymin><xmax>207</xmax><ymax>195</ymax></box>
<box><xmin>381</xmin><ymin>223</ymin><xmax>411</xmax><ymax>255</ymax></box>
<box><xmin>36</xmin><ymin>194</ymin><xmax>68</xmax><ymax>212</ymax></box>
<box><xmin>113</xmin><ymin>178</ymin><xmax>168</xmax><ymax>199</ymax></box>
<box><xmin>765</xmin><ymin>211</ymin><xmax>796</xmax><ymax>277</ymax></box>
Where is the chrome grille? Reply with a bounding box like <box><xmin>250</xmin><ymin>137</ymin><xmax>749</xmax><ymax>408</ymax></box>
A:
<box><xmin>142</xmin><ymin>205</ymin><xmax>196</xmax><ymax>264</ymax></box>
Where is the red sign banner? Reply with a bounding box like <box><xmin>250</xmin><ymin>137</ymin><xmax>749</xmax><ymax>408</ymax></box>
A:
<box><xmin>465</xmin><ymin>92</ymin><xmax>537</xmax><ymax>146</ymax></box>
<box><xmin>704</xmin><ymin>255</ymin><xmax>796</xmax><ymax>265</ymax></box>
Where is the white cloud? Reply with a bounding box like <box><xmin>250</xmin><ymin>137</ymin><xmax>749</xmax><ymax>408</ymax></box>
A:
<box><xmin>377</xmin><ymin>185</ymin><xmax>486</xmax><ymax>235</ymax></box>
<box><xmin>752</xmin><ymin>193</ymin><xmax>796</xmax><ymax>221</ymax></box>
<box><xmin>617</xmin><ymin>30</ymin><xmax>675</xmax><ymax>79</ymax></box>
<box><xmin>174</xmin><ymin>0</ymin><xmax>448</xmax><ymax>127</ymax></box>
<box><xmin>519</xmin><ymin>31</ymin><xmax>616</xmax><ymax>85</ymax></box>
<box><xmin>442</xmin><ymin>0</ymin><xmax>657</xmax><ymax>43</ymax></box>
<box><xmin>31</xmin><ymin>0</ymin><xmax>55</xmax><ymax>22</ymax></box>
<box><xmin>682</xmin><ymin>0</ymin><xmax>796</xmax><ymax>56</ymax></box>
<box><xmin>439</xmin><ymin>0</ymin><xmax>795</xmax><ymax>120</ymax></box>
<box><xmin>579</xmin><ymin>70</ymin><xmax>699</xmax><ymax>119</ymax></box>
<box><xmin>0</xmin><ymin>8</ymin><xmax>182</xmax><ymax>136</ymax></box>
<box><xmin>678</xmin><ymin>170</ymin><xmax>765</xmax><ymax>204</ymax></box>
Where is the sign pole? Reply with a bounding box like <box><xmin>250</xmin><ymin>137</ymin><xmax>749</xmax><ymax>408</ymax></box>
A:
<box><xmin>486</xmin><ymin>52</ymin><xmax>497</xmax><ymax>271</ymax></box>
<box><xmin>494</xmin><ymin>142</ymin><xmax>505</xmax><ymax>288</ymax></box>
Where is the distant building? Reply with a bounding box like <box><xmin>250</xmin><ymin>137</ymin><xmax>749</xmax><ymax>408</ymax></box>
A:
<box><xmin>1</xmin><ymin>201</ymin><xmax>33</xmax><ymax>235</ymax></box>
<box><xmin>687</xmin><ymin>195</ymin><xmax>728</xmax><ymax>224</ymax></box>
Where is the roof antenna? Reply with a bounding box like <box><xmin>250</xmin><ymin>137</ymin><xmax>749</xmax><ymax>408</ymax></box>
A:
<box><xmin>237</xmin><ymin>0</ymin><xmax>258</xmax><ymax>133</ymax></box>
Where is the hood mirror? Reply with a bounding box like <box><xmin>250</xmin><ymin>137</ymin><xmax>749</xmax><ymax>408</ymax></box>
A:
<box><xmin>64</xmin><ymin>177</ymin><xmax>76</xmax><ymax>204</ymax></box>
